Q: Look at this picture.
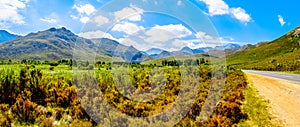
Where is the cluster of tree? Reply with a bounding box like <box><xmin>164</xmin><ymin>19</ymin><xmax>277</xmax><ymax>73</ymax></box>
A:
<box><xmin>19</xmin><ymin>59</ymin><xmax>75</xmax><ymax>67</ymax></box>
<box><xmin>0</xmin><ymin>59</ymin><xmax>13</xmax><ymax>65</ymax></box>
<box><xmin>162</xmin><ymin>58</ymin><xmax>209</xmax><ymax>66</ymax></box>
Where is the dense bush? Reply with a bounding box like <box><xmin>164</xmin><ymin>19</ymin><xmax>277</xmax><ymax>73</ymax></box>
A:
<box><xmin>0</xmin><ymin>64</ymin><xmax>249</xmax><ymax>126</ymax></box>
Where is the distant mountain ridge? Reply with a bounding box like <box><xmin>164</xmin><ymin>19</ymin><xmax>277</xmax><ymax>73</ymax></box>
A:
<box><xmin>145</xmin><ymin>48</ymin><xmax>166</xmax><ymax>55</ymax></box>
<box><xmin>91</xmin><ymin>38</ymin><xmax>152</xmax><ymax>63</ymax></box>
<box><xmin>145</xmin><ymin>43</ymin><xmax>240</xmax><ymax>59</ymax></box>
<box><xmin>0</xmin><ymin>27</ymin><xmax>241</xmax><ymax>62</ymax></box>
<box><xmin>0</xmin><ymin>30</ymin><xmax>18</xmax><ymax>43</ymax></box>
<box><xmin>214</xmin><ymin>43</ymin><xmax>241</xmax><ymax>50</ymax></box>
<box><xmin>0</xmin><ymin>27</ymin><xmax>109</xmax><ymax>61</ymax></box>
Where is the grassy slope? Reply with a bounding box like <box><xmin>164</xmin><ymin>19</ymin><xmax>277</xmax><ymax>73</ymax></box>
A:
<box><xmin>227</xmin><ymin>26</ymin><xmax>300</xmax><ymax>71</ymax></box>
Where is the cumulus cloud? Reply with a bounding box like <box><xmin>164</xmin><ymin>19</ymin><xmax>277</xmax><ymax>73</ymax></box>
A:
<box><xmin>278</xmin><ymin>15</ymin><xmax>286</xmax><ymax>26</ymax></box>
<box><xmin>91</xmin><ymin>15</ymin><xmax>110</xmax><ymax>26</ymax></box>
<box><xmin>72</xmin><ymin>4</ymin><xmax>96</xmax><ymax>16</ymax></box>
<box><xmin>107</xmin><ymin>24</ymin><xmax>194</xmax><ymax>51</ymax></box>
<box><xmin>230</xmin><ymin>7</ymin><xmax>252</xmax><ymax>24</ymax></box>
<box><xmin>199</xmin><ymin>0</ymin><xmax>252</xmax><ymax>24</ymax></box>
<box><xmin>195</xmin><ymin>32</ymin><xmax>215</xmax><ymax>42</ymax></box>
<box><xmin>111</xmin><ymin>21</ymin><xmax>145</xmax><ymax>35</ymax></box>
<box><xmin>72</xmin><ymin>3</ymin><xmax>144</xmax><ymax>24</ymax></box>
<box><xmin>144</xmin><ymin>24</ymin><xmax>193</xmax><ymax>43</ymax></box>
<box><xmin>119</xmin><ymin>38</ymin><xmax>148</xmax><ymax>50</ymax></box>
<box><xmin>79</xmin><ymin>30</ymin><xmax>116</xmax><ymax>40</ymax></box>
<box><xmin>70</xmin><ymin>15</ymin><xmax>79</xmax><ymax>20</ymax></box>
<box><xmin>80</xmin><ymin>17</ymin><xmax>90</xmax><ymax>24</ymax></box>
<box><xmin>0</xmin><ymin>0</ymin><xmax>27</xmax><ymax>25</ymax></box>
<box><xmin>72</xmin><ymin>4</ymin><xmax>96</xmax><ymax>23</ymax></box>
<box><xmin>82</xmin><ymin>22</ymin><xmax>236</xmax><ymax>51</ymax></box>
<box><xmin>199</xmin><ymin>0</ymin><xmax>229</xmax><ymax>16</ymax></box>
<box><xmin>127</xmin><ymin>15</ymin><xmax>142</xmax><ymax>22</ymax></box>
<box><xmin>177</xmin><ymin>0</ymin><xmax>182</xmax><ymax>6</ymax></box>
<box><xmin>114</xmin><ymin>4</ymin><xmax>144</xmax><ymax>22</ymax></box>
<box><xmin>40</xmin><ymin>18</ymin><xmax>57</xmax><ymax>23</ymax></box>
<box><xmin>109</xmin><ymin>23</ymin><xmax>222</xmax><ymax>50</ymax></box>
<box><xmin>172</xmin><ymin>39</ymin><xmax>186</xmax><ymax>48</ymax></box>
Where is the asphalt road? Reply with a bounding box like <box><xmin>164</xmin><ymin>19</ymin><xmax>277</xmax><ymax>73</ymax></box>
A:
<box><xmin>243</xmin><ymin>70</ymin><xmax>300</xmax><ymax>84</ymax></box>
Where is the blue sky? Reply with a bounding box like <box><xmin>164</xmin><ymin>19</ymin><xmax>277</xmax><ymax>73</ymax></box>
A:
<box><xmin>0</xmin><ymin>0</ymin><xmax>299</xmax><ymax>50</ymax></box>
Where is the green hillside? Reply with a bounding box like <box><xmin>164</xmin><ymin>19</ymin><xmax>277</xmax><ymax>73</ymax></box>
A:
<box><xmin>227</xmin><ymin>26</ymin><xmax>300</xmax><ymax>72</ymax></box>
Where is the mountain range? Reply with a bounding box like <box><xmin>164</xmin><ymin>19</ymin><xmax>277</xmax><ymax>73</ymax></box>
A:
<box><xmin>0</xmin><ymin>27</ymin><xmax>109</xmax><ymax>61</ymax></box>
<box><xmin>145</xmin><ymin>43</ymin><xmax>240</xmax><ymax>59</ymax></box>
<box><xmin>0</xmin><ymin>30</ymin><xmax>18</xmax><ymax>43</ymax></box>
<box><xmin>2</xmin><ymin>25</ymin><xmax>300</xmax><ymax>73</ymax></box>
<box><xmin>91</xmin><ymin>38</ymin><xmax>151</xmax><ymax>62</ymax></box>
<box><xmin>0</xmin><ymin>27</ymin><xmax>241</xmax><ymax>62</ymax></box>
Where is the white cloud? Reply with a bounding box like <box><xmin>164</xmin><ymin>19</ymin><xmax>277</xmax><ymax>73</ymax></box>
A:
<box><xmin>72</xmin><ymin>4</ymin><xmax>96</xmax><ymax>23</ymax></box>
<box><xmin>195</xmin><ymin>31</ymin><xmax>221</xmax><ymax>43</ymax></box>
<box><xmin>145</xmin><ymin>24</ymin><xmax>193</xmax><ymax>43</ymax></box>
<box><xmin>91</xmin><ymin>15</ymin><xmax>109</xmax><ymax>26</ymax></box>
<box><xmin>172</xmin><ymin>39</ymin><xmax>186</xmax><ymax>48</ymax></box>
<box><xmin>199</xmin><ymin>0</ymin><xmax>229</xmax><ymax>16</ymax></box>
<box><xmin>128</xmin><ymin>15</ymin><xmax>142</xmax><ymax>22</ymax></box>
<box><xmin>230</xmin><ymin>7</ymin><xmax>252</xmax><ymax>24</ymax></box>
<box><xmin>194</xmin><ymin>32</ymin><xmax>245</xmax><ymax>48</ymax></box>
<box><xmin>110</xmin><ymin>24</ymin><xmax>194</xmax><ymax>50</ymax></box>
<box><xmin>0</xmin><ymin>0</ymin><xmax>27</xmax><ymax>25</ymax></box>
<box><xmin>72</xmin><ymin>4</ymin><xmax>96</xmax><ymax>16</ymax></box>
<box><xmin>80</xmin><ymin>21</ymin><xmax>237</xmax><ymax>51</ymax></box>
<box><xmin>157</xmin><ymin>24</ymin><xmax>193</xmax><ymax>38</ymax></box>
<box><xmin>40</xmin><ymin>18</ymin><xmax>57</xmax><ymax>23</ymax></box>
<box><xmin>114</xmin><ymin>4</ymin><xmax>144</xmax><ymax>22</ymax></box>
<box><xmin>278</xmin><ymin>15</ymin><xmax>286</xmax><ymax>26</ymax></box>
<box><xmin>119</xmin><ymin>38</ymin><xmax>145</xmax><ymax>49</ymax></box>
<box><xmin>109</xmin><ymin>24</ymin><xmax>194</xmax><ymax>51</ymax></box>
<box><xmin>196</xmin><ymin>33</ymin><xmax>212</xmax><ymax>42</ymax></box>
<box><xmin>120</xmin><ymin>37</ymin><xmax>167</xmax><ymax>51</ymax></box>
<box><xmin>111</xmin><ymin>21</ymin><xmax>145</xmax><ymax>35</ymax></box>
<box><xmin>177</xmin><ymin>0</ymin><xmax>182</xmax><ymax>6</ymax></box>
<box><xmin>73</xmin><ymin>4</ymin><xmax>144</xmax><ymax>24</ymax></box>
<box><xmin>70</xmin><ymin>15</ymin><xmax>79</xmax><ymax>20</ymax></box>
<box><xmin>199</xmin><ymin>0</ymin><xmax>252</xmax><ymax>24</ymax></box>
<box><xmin>79</xmin><ymin>30</ymin><xmax>116</xmax><ymax>40</ymax></box>
<box><xmin>80</xmin><ymin>17</ymin><xmax>90</xmax><ymax>24</ymax></box>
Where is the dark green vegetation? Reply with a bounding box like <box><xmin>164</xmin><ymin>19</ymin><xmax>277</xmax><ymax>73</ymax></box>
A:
<box><xmin>228</xmin><ymin>26</ymin><xmax>300</xmax><ymax>72</ymax></box>
<box><xmin>0</xmin><ymin>59</ymin><xmax>251</xmax><ymax>126</ymax></box>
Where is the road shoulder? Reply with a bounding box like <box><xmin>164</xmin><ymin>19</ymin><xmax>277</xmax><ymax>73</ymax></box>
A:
<box><xmin>245</xmin><ymin>73</ymin><xmax>300</xmax><ymax>126</ymax></box>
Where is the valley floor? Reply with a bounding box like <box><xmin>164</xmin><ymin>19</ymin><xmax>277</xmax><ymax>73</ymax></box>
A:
<box><xmin>245</xmin><ymin>72</ymin><xmax>300</xmax><ymax>126</ymax></box>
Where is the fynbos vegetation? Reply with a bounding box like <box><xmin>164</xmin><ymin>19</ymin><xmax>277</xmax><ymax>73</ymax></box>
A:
<box><xmin>0</xmin><ymin>59</ymin><xmax>249</xmax><ymax>126</ymax></box>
